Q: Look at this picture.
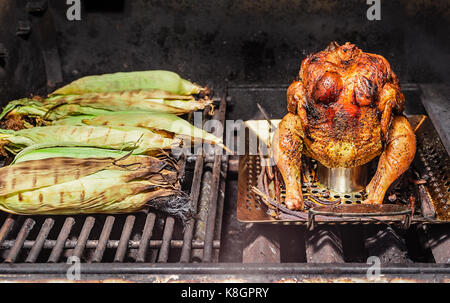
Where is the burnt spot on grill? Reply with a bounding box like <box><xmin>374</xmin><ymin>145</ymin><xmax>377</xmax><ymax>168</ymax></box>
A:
<box><xmin>32</xmin><ymin>175</ymin><xmax>37</xmax><ymax>187</ymax></box>
<box><xmin>18</xmin><ymin>193</ymin><xmax>23</xmax><ymax>202</ymax></box>
<box><xmin>60</xmin><ymin>192</ymin><xmax>64</xmax><ymax>204</ymax></box>
<box><xmin>38</xmin><ymin>193</ymin><xmax>43</xmax><ymax>204</ymax></box>
<box><xmin>80</xmin><ymin>189</ymin><xmax>85</xmax><ymax>201</ymax></box>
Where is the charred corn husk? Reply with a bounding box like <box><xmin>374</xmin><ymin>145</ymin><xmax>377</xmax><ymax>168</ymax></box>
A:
<box><xmin>13</xmin><ymin>146</ymin><xmax>137</xmax><ymax>163</ymax></box>
<box><xmin>0</xmin><ymin>151</ymin><xmax>193</xmax><ymax>219</ymax></box>
<box><xmin>45</xmin><ymin>90</ymin><xmax>212</xmax><ymax>115</ymax></box>
<box><xmin>53</xmin><ymin>112</ymin><xmax>227</xmax><ymax>151</ymax></box>
<box><xmin>0</xmin><ymin>125</ymin><xmax>180</xmax><ymax>154</ymax></box>
<box><xmin>1</xmin><ymin>155</ymin><xmax>165</xmax><ymax>196</ymax></box>
<box><xmin>0</xmin><ymin>92</ymin><xmax>211</xmax><ymax>129</ymax></box>
<box><xmin>51</xmin><ymin>70</ymin><xmax>204</xmax><ymax>96</ymax></box>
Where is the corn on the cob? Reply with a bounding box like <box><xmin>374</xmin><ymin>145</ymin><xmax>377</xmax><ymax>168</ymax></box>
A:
<box><xmin>0</xmin><ymin>92</ymin><xmax>212</xmax><ymax>130</ymax></box>
<box><xmin>45</xmin><ymin>90</ymin><xmax>212</xmax><ymax>115</ymax></box>
<box><xmin>53</xmin><ymin>112</ymin><xmax>226</xmax><ymax>150</ymax></box>
<box><xmin>0</xmin><ymin>155</ymin><xmax>166</xmax><ymax>196</ymax></box>
<box><xmin>51</xmin><ymin>70</ymin><xmax>204</xmax><ymax>96</ymax></box>
<box><xmin>0</xmin><ymin>98</ymin><xmax>112</xmax><ymax>130</ymax></box>
<box><xmin>0</xmin><ymin>149</ymin><xmax>192</xmax><ymax>218</ymax></box>
<box><xmin>13</xmin><ymin>146</ymin><xmax>133</xmax><ymax>163</ymax></box>
<box><xmin>0</xmin><ymin>158</ymin><xmax>180</xmax><ymax>215</ymax></box>
<box><xmin>0</xmin><ymin>125</ymin><xmax>180</xmax><ymax>154</ymax></box>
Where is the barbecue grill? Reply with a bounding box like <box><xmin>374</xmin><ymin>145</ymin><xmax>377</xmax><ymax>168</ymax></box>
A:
<box><xmin>0</xmin><ymin>0</ymin><xmax>449</xmax><ymax>282</ymax></box>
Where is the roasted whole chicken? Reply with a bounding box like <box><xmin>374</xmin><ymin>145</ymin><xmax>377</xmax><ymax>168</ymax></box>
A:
<box><xmin>273</xmin><ymin>42</ymin><xmax>416</xmax><ymax>210</ymax></box>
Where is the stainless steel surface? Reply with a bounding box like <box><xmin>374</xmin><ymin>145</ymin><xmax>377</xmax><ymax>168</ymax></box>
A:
<box><xmin>317</xmin><ymin>163</ymin><xmax>368</xmax><ymax>193</ymax></box>
<box><xmin>414</xmin><ymin>115</ymin><xmax>450</xmax><ymax>221</ymax></box>
<box><xmin>419</xmin><ymin>84</ymin><xmax>450</xmax><ymax>156</ymax></box>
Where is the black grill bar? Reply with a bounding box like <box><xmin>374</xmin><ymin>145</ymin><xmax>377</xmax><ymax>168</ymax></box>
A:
<box><xmin>178</xmin><ymin>108</ymin><xmax>210</xmax><ymax>263</ymax></box>
<box><xmin>92</xmin><ymin>216</ymin><xmax>115</xmax><ymax>263</ymax></box>
<box><xmin>202</xmin><ymin>90</ymin><xmax>227</xmax><ymax>262</ymax></box>
<box><xmin>136</xmin><ymin>212</ymin><xmax>156</xmax><ymax>262</ymax></box>
<box><xmin>0</xmin><ymin>239</ymin><xmax>221</xmax><ymax>250</ymax></box>
<box><xmin>5</xmin><ymin>218</ymin><xmax>35</xmax><ymax>263</ymax></box>
<box><xmin>179</xmin><ymin>154</ymin><xmax>204</xmax><ymax>262</ymax></box>
<box><xmin>48</xmin><ymin>217</ymin><xmax>75</xmax><ymax>263</ymax></box>
<box><xmin>114</xmin><ymin>215</ymin><xmax>135</xmax><ymax>262</ymax></box>
<box><xmin>0</xmin><ymin>262</ymin><xmax>447</xmax><ymax>276</ymax></box>
<box><xmin>157</xmin><ymin>217</ymin><xmax>175</xmax><ymax>262</ymax></box>
<box><xmin>212</xmin><ymin>158</ymin><xmax>228</xmax><ymax>261</ymax></box>
<box><xmin>25</xmin><ymin>218</ymin><xmax>54</xmax><ymax>263</ymax></box>
<box><xmin>0</xmin><ymin>215</ymin><xmax>15</xmax><ymax>246</ymax></box>
<box><xmin>72</xmin><ymin>216</ymin><xmax>95</xmax><ymax>259</ymax></box>
<box><xmin>202</xmin><ymin>153</ymin><xmax>222</xmax><ymax>262</ymax></box>
<box><xmin>157</xmin><ymin>156</ymin><xmax>186</xmax><ymax>263</ymax></box>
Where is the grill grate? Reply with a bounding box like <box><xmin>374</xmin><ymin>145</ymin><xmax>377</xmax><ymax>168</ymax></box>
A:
<box><xmin>0</xmin><ymin>92</ymin><xmax>228</xmax><ymax>264</ymax></box>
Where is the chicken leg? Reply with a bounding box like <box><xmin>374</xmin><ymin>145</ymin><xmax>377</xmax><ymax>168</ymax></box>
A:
<box><xmin>364</xmin><ymin>115</ymin><xmax>416</xmax><ymax>204</ymax></box>
<box><xmin>272</xmin><ymin>113</ymin><xmax>304</xmax><ymax>210</ymax></box>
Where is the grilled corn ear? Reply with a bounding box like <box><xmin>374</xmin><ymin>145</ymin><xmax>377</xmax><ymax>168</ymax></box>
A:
<box><xmin>0</xmin><ymin>169</ymin><xmax>168</xmax><ymax>215</ymax></box>
<box><xmin>0</xmin><ymin>125</ymin><xmax>180</xmax><ymax>154</ymax></box>
<box><xmin>13</xmin><ymin>146</ymin><xmax>144</xmax><ymax>163</ymax></box>
<box><xmin>51</xmin><ymin>70</ymin><xmax>204</xmax><ymax>96</ymax></box>
<box><xmin>75</xmin><ymin>112</ymin><xmax>226</xmax><ymax>149</ymax></box>
<box><xmin>45</xmin><ymin>90</ymin><xmax>212</xmax><ymax>115</ymax></box>
<box><xmin>0</xmin><ymin>155</ymin><xmax>166</xmax><ymax>196</ymax></box>
<box><xmin>0</xmin><ymin>152</ymin><xmax>192</xmax><ymax>218</ymax></box>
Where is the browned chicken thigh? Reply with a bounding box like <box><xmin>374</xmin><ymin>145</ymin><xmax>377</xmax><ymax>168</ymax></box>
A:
<box><xmin>273</xmin><ymin>42</ymin><xmax>416</xmax><ymax>210</ymax></box>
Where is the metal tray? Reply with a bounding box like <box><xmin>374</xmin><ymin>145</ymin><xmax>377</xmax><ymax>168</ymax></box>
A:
<box><xmin>237</xmin><ymin>115</ymin><xmax>449</xmax><ymax>228</ymax></box>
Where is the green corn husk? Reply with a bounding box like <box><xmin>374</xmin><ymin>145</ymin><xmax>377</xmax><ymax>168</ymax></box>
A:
<box><xmin>13</xmin><ymin>146</ymin><xmax>135</xmax><ymax>163</ymax></box>
<box><xmin>0</xmin><ymin>125</ymin><xmax>180</xmax><ymax>154</ymax></box>
<box><xmin>45</xmin><ymin>90</ymin><xmax>212</xmax><ymax>115</ymax></box>
<box><xmin>0</xmin><ymin>98</ymin><xmax>46</xmax><ymax>121</ymax></box>
<box><xmin>0</xmin><ymin>98</ymin><xmax>112</xmax><ymax>130</ymax></box>
<box><xmin>51</xmin><ymin>70</ymin><xmax>205</xmax><ymax>96</ymax></box>
<box><xmin>0</xmin><ymin>152</ymin><xmax>192</xmax><ymax>218</ymax></box>
<box><xmin>53</xmin><ymin>112</ymin><xmax>228</xmax><ymax>151</ymax></box>
<box><xmin>0</xmin><ymin>92</ymin><xmax>212</xmax><ymax>130</ymax></box>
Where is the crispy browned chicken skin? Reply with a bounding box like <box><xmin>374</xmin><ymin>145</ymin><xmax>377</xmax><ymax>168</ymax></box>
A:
<box><xmin>273</xmin><ymin>42</ymin><xmax>416</xmax><ymax>210</ymax></box>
